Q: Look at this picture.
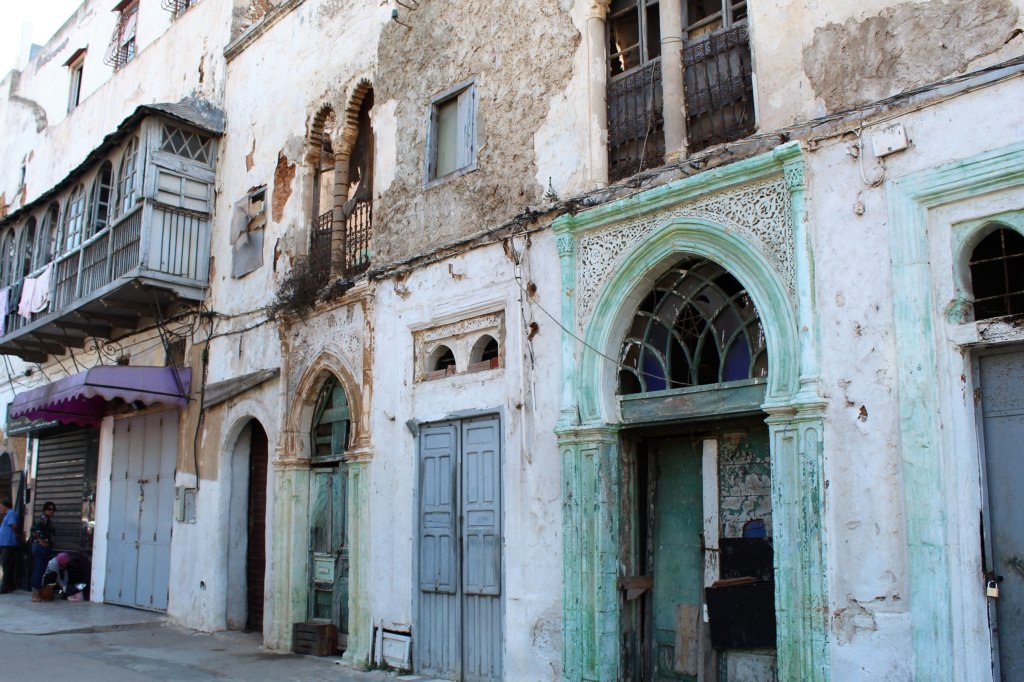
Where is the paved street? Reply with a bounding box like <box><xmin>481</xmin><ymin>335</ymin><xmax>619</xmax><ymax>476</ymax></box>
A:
<box><xmin>0</xmin><ymin>591</ymin><xmax>402</xmax><ymax>682</ymax></box>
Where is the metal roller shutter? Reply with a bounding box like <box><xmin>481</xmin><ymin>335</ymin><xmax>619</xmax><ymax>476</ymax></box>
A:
<box><xmin>34</xmin><ymin>428</ymin><xmax>99</xmax><ymax>555</ymax></box>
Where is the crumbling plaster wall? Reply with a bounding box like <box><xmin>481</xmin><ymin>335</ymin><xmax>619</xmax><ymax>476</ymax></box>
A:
<box><xmin>0</xmin><ymin>0</ymin><xmax>230</xmax><ymax>213</ymax></box>
<box><xmin>372</xmin><ymin>0</ymin><xmax>579</xmax><ymax>266</ymax></box>
<box><xmin>210</xmin><ymin>0</ymin><xmax>389</xmax><ymax>317</ymax></box>
<box><xmin>805</xmin><ymin>74</ymin><xmax>1024</xmax><ymax>678</ymax></box>
<box><xmin>370</xmin><ymin>232</ymin><xmax>564</xmax><ymax>680</ymax></box>
<box><xmin>751</xmin><ymin>0</ymin><xmax>1024</xmax><ymax>130</ymax></box>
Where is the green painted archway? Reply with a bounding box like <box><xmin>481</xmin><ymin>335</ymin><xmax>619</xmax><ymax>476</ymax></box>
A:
<box><xmin>553</xmin><ymin>143</ymin><xmax>830</xmax><ymax>682</ymax></box>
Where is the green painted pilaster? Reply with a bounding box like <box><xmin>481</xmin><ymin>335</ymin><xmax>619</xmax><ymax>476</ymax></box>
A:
<box><xmin>268</xmin><ymin>460</ymin><xmax>310</xmax><ymax>651</ymax></box>
<box><xmin>342</xmin><ymin>456</ymin><xmax>371</xmax><ymax>668</ymax></box>
<box><xmin>766</xmin><ymin>405</ymin><xmax>828</xmax><ymax>681</ymax></box>
<box><xmin>886</xmin><ymin>140</ymin><xmax>1024</xmax><ymax>678</ymax></box>
<box><xmin>558</xmin><ymin>424</ymin><xmax>621</xmax><ymax>682</ymax></box>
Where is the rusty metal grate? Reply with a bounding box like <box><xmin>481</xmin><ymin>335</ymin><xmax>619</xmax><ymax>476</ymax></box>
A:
<box><xmin>608</xmin><ymin>59</ymin><xmax>665</xmax><ymax>182</ymax></box>
<box><xmin>970</xmin><ymin>227</ymin><xmax>1024</xmax><ymax>320</ymax></box>
<box><xmin>683</xmin><ymin>24</ymin><xmax>755</xmax><ymax>153</ymax></box>
<box><xmin>343</xmin><ymin>200</ymin><xmax>372</xmax><ymax>277</ymax></box>
<box><xmin>308</xmin><ymin>210</ymin><xmax>333</xmax><ymax>287</ymax></box>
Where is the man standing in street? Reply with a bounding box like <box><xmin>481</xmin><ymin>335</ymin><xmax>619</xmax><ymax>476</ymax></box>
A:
<box><xmin>0</xmin><ymin>497</ymin><xmax>20</xmax><ymax>593</ymax></box>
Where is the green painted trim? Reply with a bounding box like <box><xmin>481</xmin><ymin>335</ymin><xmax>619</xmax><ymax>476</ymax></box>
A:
<box><xmin>557</xmin><ymin>144</ymin><xmax>830</xmax><ymax>681</ymax></box>
<box><xmin>267</xmin><ymin>464</ymin><xmax>311</xmax><ymax>651</ymax></box>
<box><xmin>885</xmin><ymin>140</ymin><xmax>1024</xmax><ymax>679</ymax></box>
<box><xmin>619</xmin><ymin>379</ymin><xmax>767</xmax><ymax>423</ymax></box>
<box><xmin>552</xmin><ymin>141</ymin><xmax>803</xmax><ymax>237</ymax></box>
<box><xmin>342</xmin><ymin>459</ymin><xmax>371</xmax><ymax>667</ymax></box>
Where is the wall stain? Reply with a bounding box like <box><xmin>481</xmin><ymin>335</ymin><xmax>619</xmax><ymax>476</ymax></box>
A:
<box><xmin>272</xmin><ymin>151</ymin><xmax>295</xmax><ymax>223</ymax></box>
<box><xmin>803</xmin><ymin>0</ymin><xmax>1019</xmax><ymax>112</ymax></box>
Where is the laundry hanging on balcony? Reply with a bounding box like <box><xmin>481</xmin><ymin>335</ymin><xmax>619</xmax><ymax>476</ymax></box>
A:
<box><xmin>8</xmin><ymin>365</ymin><xmax>191</xmax><ymax>427</ymax></box>
<box><xmin>17</xmin><ymin>263</ymin><xmax>52</xmax><ymax>319</ymax></box>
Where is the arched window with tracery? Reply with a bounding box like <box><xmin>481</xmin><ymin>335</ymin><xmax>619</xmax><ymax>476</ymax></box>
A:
<box><xmin>969</xmin><ymin>226</ymin><xmax>1024</xmax><ymax>321</ymax></box>
<box><xmin>619</xmin><ymin>255</ymin><xmax>767</xmax><ymax>395</ymax></box>
<box><xmin>310</xmin><ymin>375</ymin><xmax>350</xmax><ymax>464</ymax></box>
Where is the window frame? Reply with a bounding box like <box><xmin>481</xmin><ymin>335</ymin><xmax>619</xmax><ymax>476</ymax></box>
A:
<box><xmin>425</xmin><ymin>79</ymin><xmax>478</xmax><ymax>186</ymax></box>
<box><xmin>607</xmin><ymin>0</ymin><xmax>662</xmax><ymax>79</ymax></box>
<box><xmin>66</xmin><ymin>50</ymin><xmax>86</xmax><ymax>113</ymax></box>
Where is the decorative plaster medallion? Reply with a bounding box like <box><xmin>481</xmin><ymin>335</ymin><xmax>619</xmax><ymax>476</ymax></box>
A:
<box><xmin>575</xmin><ymin>175</ymin><xmax>794</xmax><ymax>329</ymax></box>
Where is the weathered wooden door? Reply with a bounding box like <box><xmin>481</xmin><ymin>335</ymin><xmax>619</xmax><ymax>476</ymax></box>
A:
<box><xmin>106</xmin><ymin>412</ymin><xmax>177</xmax><ymax>611</ymax></box>
<box><xmin>416</xmin><ymin>415</ymin><xmax>502</xmax><ymax>682</ymax></box>
<box><xmin>979</xmin><ymin>348</ymin><xmax>1024</xmax><ymax>680</ymax></box>
<box><xmin>309</xmin><ymin>464</ymin><xmax>348</xmax><ymax>648</ymax></box>
<box><xmin>246</xmin><ymin>423</ymin><xmax>268</xmax><ymax>632</ymax></box>
<box><xmin>649</xmin><ymin>438</ymin><xmax>704</xmax><ymax>682</ymax></box>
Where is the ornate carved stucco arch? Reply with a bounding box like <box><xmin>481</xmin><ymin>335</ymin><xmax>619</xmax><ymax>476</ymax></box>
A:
<box><xmin>577</xmin><ymin>218</ymin><xmax>800</xmax><ymax>425</ymax></box>
<box><xmin>306</xmin><ymin>103</ymin><xmax>337</xmax><ymax>167</ymax></box>
<box><xmin>553</xmin><ymin>143</ymin><xmax>830</xmax><ymax>682</ymax></box>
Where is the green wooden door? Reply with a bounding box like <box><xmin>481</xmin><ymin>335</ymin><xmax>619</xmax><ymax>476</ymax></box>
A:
<box><xmin>309</xmin><ymin>464</ymin><xmax>349</xmax><ymax>647</ymax></box>
<box><xmin>650</xmin><ymin>438</ymin><xmax>704</xmax><ymax>682</ymax></box>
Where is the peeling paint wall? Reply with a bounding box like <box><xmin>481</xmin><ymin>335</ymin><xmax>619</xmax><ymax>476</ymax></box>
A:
<box><xmin>372</xmin><ymin>0</ymin><xmax>579</xmax><ymax>266</ymax></box>
<box><xmin>750</xmin><ymin>0</ymin><xmax>1024</xmax><ymax>128</ymax></box>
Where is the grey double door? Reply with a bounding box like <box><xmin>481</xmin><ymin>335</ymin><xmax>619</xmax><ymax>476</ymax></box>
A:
<box><xmin>106</xmin><ymin>412</ymin><xmax>177</xmax><ymax>611</ymax></box>
<box><xmin>979</xmin><ymin>348</ymin><xmax>1024</xmax><ymax>680</ymax></box>
<box><xmin>416</xmin><ymin>415</ymin><xmax>502</xmax><ymax>682</ymax></box>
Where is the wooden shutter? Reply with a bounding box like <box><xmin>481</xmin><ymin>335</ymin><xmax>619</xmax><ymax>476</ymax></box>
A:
<box><xmin>461</xmin><ymin>416</ymin><xmax>501</xmax><ymax>596</ymax></box>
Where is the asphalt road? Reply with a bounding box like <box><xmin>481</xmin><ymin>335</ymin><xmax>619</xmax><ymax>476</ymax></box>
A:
<box><xmin>0</xmin><ymin>624</ymin><xmax>399</xmax><ymax>682</ymax></box>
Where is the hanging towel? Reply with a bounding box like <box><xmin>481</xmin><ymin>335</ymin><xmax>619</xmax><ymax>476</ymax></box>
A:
<box><xmin>18</xmin><ymin>264</ymin><xmax>52</xmax><ymax>319</ymax></box>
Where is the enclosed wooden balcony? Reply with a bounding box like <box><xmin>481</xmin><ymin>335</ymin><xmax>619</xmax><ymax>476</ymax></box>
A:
<box><xmin>0</xmin><ymin>103</ymin><xmax>222</xmax><ymax>362</ymax></box>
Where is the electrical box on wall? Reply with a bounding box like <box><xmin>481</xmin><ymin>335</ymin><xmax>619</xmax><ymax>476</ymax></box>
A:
<box><xmin>872</xmin><ymin>123</ymin><xmax>909</xmax><ymax>157</ymax></box>
<box><xmin>174</xmin><ymin>486</ymin><xmax>197</xmax><ymax>523</ymax></box>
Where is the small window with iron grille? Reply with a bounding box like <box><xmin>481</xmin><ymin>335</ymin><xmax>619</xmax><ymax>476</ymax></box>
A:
<box><xmin>106</xmin><ymin>0</ymin><xmax>139</xmax><ymax>71</ymax></box>
<box><xmin>164</xmin><ymin>337</ymin><xmax>187</xmax><ymax>367</ymax></box>
<box><xmin>969</xmin><ymin>226</ymin><xmax>1024</xmax><ymax>321</ymax></box>
<box><xmin>162</xmin><ymin>0</ymin><xmax>198</xmax><ymax>19</ymax></box>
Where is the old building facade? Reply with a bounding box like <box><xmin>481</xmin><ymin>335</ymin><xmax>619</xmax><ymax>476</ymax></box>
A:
<box><xmin>0</xmin><ymin>1</ymin><xmax>1023</xmax><ymax>681</ymax></box>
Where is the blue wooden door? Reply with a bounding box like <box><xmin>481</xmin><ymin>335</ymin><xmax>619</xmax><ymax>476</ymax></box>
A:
<box><xmin>979</xmin><ymin>349</ymin><xmax>1024</xmax><ymax>680</ymax></box>
<box><xmin>105</xmin><ymin>412</ymin><xmax>176</xmax><ymax>610</ymax></box>
<box><xmin>416</xmin><ymin>416</ymin><xmax>502</xmax><ymax>682</ymax></box>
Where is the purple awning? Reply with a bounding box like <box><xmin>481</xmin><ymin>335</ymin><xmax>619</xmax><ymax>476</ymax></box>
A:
<box><xmin>8</xmin><ymin>366</ymin><xmax>191</xmax><ymax>427</ymax></box>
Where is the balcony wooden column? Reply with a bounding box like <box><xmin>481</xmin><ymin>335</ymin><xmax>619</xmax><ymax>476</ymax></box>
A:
<box><xmin>329</xmin><ymin>126</ymin><xmax>357</xmax><ymax>278</ymax></box>
<box><xmin>659</xmin><ymin>0</ymin><xmax>687</xmax><ymax>160</ymax></box>
<box><xmin>587</xmin><ymin>1</ymin><xmax>610</xmax><ymax>188</ymax></box>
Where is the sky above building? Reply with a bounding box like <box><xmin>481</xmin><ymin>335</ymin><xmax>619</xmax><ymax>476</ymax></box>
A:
<box><xmin>1</xmin><ymin>0</ymin><xmax>84</xmax><ymax>74</ymax></box>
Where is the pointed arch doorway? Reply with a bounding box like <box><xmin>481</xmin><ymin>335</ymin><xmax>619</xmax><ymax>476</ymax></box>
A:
<box><xmin>308</xmin><ymin>375</ymin><xmax>351</xmax><ymax>651</ymax></box>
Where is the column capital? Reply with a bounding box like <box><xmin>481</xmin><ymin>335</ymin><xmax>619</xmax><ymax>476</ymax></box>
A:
<box><xmin>589</xmin><ymin>0</ymin><xmax>611</xmax><ymax>21</ymax></box>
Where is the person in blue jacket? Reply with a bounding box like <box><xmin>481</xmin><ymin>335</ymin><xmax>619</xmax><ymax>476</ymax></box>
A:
<box><xmin>0</xmin><ymin>497</ymin><xmax>20</xmax><ymax>593</ymax></box>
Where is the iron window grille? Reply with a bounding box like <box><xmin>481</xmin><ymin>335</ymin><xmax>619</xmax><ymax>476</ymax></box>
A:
<box><xmin>105</xmin><ymin>0</ymin><xmax>139</xmax><ymax>70</ymax></box>
<box><xmin>969</xmin><ymin>227</ymin><xmax>1024</xmax><ymax>320</ymax></box>
<box><xmin>161</xmin><ymin>0</ymin><xmax>198</xmax><ymax>18</ymax></box>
